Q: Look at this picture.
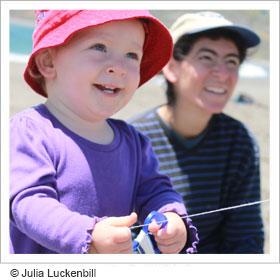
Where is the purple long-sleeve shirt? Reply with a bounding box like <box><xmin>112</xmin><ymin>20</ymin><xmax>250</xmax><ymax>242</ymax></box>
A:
<box><xmin>10</xmin><ymin>104</ymin><xmax>198</xmax><ymax>254</ymax></box>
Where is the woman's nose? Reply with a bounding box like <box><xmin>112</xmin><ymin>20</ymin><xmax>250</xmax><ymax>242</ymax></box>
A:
<box><xmin>211</xmin><ymin>63</ymin><xmax>231</xmax><ymax>81</ymax></box>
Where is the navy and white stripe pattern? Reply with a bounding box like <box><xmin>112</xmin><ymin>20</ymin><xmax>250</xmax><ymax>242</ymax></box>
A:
<box><xmin>131</xmin><ymin>109</ymin><xmax>264</xmax><ymax>253</ymax></box>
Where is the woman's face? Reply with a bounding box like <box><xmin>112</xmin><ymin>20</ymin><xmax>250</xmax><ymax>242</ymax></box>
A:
<box><xmin>169</xmin><ymin>37</ymin><xmax>240</xmax><ymax>115</ymax></box>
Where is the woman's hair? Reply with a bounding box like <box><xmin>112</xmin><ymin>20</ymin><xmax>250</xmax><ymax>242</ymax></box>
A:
<box><xmin>166</xmin><ymin>28</ymin><xmax>248</xmax><ymax>106</ymax></box>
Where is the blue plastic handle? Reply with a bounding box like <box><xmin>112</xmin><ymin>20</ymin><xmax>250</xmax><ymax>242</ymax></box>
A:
<box><xmin>142</xmin><ymin>211</ymin><xmax>168</xmax><ymax>234</ymax></box>
<box><xmin>132</xmin><ymin>211</ymin><xmax>168</xmax><ymax>254</ymax></box>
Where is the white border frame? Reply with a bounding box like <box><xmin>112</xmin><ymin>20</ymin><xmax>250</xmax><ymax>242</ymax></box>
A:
<box><xmin>1</xmin><ymin>1</ymin><xmax>279</xmax><ymax>265</ymax></box>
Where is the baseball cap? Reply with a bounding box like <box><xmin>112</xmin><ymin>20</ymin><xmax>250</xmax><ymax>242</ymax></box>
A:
<box><xmin>24</xmin><ymin>10</ymin><xmax>173</xmax><ymax>97</ymax></box>
<box><xmin>170</xmin><ymin>11</ymin><xmax>260</xmax><ymax>48</ymax></box>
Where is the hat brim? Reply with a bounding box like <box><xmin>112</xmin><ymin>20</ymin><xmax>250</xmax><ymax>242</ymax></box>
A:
<box><xmin>182</xmin><ymin>25</ymin><xmax>260</xmax><ymax>49</ymax></box>
<box><xmin>24</xmin><ymin>10</ymin><xmax>173</xmax><ymax>97</ymax></box>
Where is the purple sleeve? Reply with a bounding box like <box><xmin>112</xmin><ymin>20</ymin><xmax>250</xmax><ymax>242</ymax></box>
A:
<box><xmin>134</xmin><ymin>132</ymin><xmax>199</xmax><ymax>253</ymax></box>
<box><xmin>10</xmin><ymin>116</ymin><xmax>99</xmax><ymax>253</ymax></box>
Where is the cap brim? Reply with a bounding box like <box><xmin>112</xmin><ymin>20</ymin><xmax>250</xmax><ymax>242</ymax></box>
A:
<box><xmin>186</xmin><ymin>25</ymin><xmax>260</xmax><ymax>48</ymax></box>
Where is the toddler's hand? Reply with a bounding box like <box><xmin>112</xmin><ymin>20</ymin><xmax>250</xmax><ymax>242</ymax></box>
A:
<box><xmin>89</xmin><ymin>212</ymin><xmax>137</xmax><ymax>254</ymax></box>
<box><xmin>148</xmin><ymin>212</ymin><xmax>187</xmax><ymax>254</ymax></box>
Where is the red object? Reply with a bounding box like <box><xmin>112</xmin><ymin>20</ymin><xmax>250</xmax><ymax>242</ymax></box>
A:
<box><xmin>24</xmin><ymin>10</ymin><xmax>173</xmax><ymax>97</ymax></box>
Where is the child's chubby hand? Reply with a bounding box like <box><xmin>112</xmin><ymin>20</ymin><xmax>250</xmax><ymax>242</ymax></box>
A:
<box><xmin>89</xmin><ymin>212</ymin><xmax>137</xmax><ymax>254</ymax></box>
<box><xmin>148</xmin><ymin>212</ymin><xmax>187</xmax><ymax>254</ymax></box>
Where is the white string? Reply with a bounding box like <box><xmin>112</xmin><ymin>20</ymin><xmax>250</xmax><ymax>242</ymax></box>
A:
<box><xmin>130</xmin><ymin>199</ymin><xmax>269</xmax><ymax>230</ymax></box>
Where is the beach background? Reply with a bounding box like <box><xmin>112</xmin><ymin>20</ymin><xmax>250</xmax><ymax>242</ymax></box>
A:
<box><xmin>9</xmin><ymin>10</ymin><xmax>270</xmax><ymax>253</ymax></box>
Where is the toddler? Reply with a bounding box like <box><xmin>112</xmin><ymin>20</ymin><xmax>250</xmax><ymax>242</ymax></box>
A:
<box><xmin>10</xmin><ymin>10</ymin><xmax>198</xmax><ymax>254</ymax></box>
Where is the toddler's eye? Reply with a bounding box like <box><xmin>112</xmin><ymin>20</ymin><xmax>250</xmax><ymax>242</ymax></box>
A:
<box><xmin>126</xmin><ymin>52</ymin><xmax>139</xmax><ymax>60</ymax></box>
<box><xmin>91</xmin><ymin>43</ymin><xmax>107</xmax><ymax>52</ymax></box>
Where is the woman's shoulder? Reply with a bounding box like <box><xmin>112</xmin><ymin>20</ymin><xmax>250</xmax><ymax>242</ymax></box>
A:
<box><xmin>215</xmin><ymin>113</ymin><xmax>251</xmax><ymax>132</ymax></box>
<box><xmin>214</xmin><ymin>113</ymin><xmax>258</xmax><ymax>145</ymax></box>
<box><xmin>129</xmin><ymin>109</ymin><xmax>163</xmax><ymax>137</ymax></box>
<box><xmin>130</xmin><ymin>108</ymin><xmax>159</xmax><ymax>126</ymax></box>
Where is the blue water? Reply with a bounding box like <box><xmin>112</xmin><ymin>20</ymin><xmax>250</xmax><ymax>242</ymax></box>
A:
<box><xmin>10</xmin><ymin>22</ymin><xmax>33</xmax><ymax>55</ymax></box>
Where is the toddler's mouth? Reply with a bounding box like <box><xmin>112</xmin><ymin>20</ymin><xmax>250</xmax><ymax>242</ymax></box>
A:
<box><xmin>94</xmin><ymin>84</ymin><xmax>121</xmax><ymax>94</ymax></box>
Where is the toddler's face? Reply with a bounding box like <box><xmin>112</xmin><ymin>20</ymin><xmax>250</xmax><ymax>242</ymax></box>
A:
<box><xmin>47</xmin><ymin>19</ymin><xmax>145</xmax><ymax>122</ymax></box>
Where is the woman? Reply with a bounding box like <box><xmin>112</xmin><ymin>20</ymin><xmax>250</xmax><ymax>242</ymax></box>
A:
<box><xmin>132</xmin><ymin>12</ymin><xmax>264</xmax><ymax>253</ymax></box>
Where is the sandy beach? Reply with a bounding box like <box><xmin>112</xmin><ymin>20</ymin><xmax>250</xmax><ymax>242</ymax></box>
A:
<box><xmin>9</xmin><ymin>59</ymin><xmax>270</xmax><ymax>253</ymax></box>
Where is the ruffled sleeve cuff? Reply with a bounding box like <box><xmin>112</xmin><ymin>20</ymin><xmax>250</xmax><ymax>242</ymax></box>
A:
<box><xmin>183</xmin><ymin>216</ymin><xmax>199</xmax><ymax>254</ymax></box>
<box><xmin>158</xmin><ymin>202</ymin><xmax>199</xmax><ymax>254</ymax></box>
<box><xmin>81</xmin><ymin>216</ymin><xmax>107</xmax><ymax>254</ymax></box>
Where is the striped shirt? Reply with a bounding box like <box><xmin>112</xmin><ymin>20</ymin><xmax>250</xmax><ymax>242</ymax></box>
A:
<box><xmin>131</xmin><ymin>108</ymin><xmax>264</xmax><ymax>253</ymax></box>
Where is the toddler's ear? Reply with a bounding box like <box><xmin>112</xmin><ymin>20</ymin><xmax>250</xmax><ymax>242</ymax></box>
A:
<box><xmin>34</xmin><ymin>49</ymin><xmax>56</xmax><ymax>79</ymax></box>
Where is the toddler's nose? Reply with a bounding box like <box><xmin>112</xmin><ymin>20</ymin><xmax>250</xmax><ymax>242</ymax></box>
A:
<box><xmin>106</xmin><ymin>59</ymin><xmax>127</xmax><ymax>76</ymax></box>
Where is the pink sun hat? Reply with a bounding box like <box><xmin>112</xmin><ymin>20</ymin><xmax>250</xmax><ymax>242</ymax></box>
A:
<box><xmin>23</xmin><ymin>10</ymin><xmax>173</xmax><ymax>97</ymax></box>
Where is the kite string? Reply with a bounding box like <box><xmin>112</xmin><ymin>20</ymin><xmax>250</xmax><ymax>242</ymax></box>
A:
<box><xmin>130</xmin><ymin>199</ymin><xmax>269</xmax><ymax>230</ymax></box>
